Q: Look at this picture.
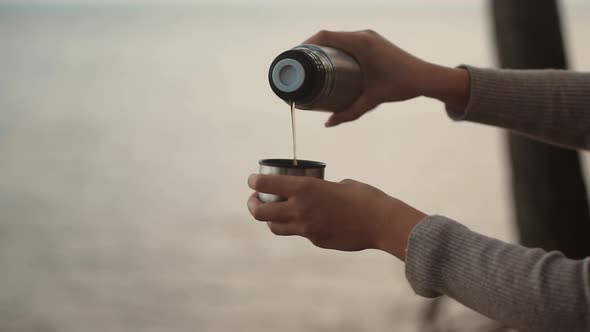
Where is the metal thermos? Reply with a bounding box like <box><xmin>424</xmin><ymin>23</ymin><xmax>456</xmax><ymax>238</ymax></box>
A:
<box><xmin>268</xmin><ymin>44</ymin><xmax>363</xmax><ymax>111</ymax></box>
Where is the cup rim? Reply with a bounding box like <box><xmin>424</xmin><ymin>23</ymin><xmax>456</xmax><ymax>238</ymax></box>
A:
<box><xmin>259</xmin><ymin>158</ymin><xmax>326</xmax><ymax>169</ymax></box>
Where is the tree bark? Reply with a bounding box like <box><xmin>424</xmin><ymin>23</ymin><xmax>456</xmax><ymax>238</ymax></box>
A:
<box><xmin>490</xmin><ymin>0</ymin><xmax>590</xmax><ymax>259</ymax></box>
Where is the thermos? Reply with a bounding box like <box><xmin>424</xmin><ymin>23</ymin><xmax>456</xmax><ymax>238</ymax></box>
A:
<box><xmin>268</xmin><ymin>44</ymin><xmax>363</xmax><ymax>111</ymax></box>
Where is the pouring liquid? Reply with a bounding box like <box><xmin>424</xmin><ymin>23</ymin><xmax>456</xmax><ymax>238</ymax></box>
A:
<box><xmin>290</xmin><ymin>101</ymin><xmax>298</xmax><ymax>166</ymax></box>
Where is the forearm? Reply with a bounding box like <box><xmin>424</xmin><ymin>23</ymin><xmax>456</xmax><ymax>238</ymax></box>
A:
<box><xmin>404</xmin><ymin>215</ymin><xmax>590</xmax><ymax>332</ymax></box>
<box><xmin>420</xmin><ymin>64</ymin><xmax>590</xmax><ymax>150</ymax></box>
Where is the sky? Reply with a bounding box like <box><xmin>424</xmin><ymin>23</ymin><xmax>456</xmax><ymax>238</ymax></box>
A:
<box><xmin>0</xmin><ymin>0</ymin><xmax>503</xmax><ymax>4</ymax></box>
<box><xmin>0</xmin><ymin>0</ymin><xmax>586</xmax><ymax>6</ymax></box>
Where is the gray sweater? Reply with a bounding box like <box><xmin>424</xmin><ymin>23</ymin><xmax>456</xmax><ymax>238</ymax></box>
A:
<box><xmin>405</xmin><ymin>66</ymin><xmax>590</xmax><ymax>332</ymax></box>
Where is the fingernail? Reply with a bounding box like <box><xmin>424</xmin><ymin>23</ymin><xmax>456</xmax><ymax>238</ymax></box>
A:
<box><xmin>324</xmin><ymin>121</ymin><xmax>332</xmax><ymax>127</ymax></box>
<box><xmin>248</xmin><ymin>174</ymin><xmax>258</xmax><ymax>188</ymax></box>
<box><xmin>247</xmin><ymin>195</ymin><xmax>256</xmax><ymax>211</ymax></box>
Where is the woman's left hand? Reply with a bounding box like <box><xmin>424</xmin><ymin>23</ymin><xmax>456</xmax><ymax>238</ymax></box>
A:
<box><xmin>247</xmin><ymin>174</ymin><xmax>426</xmax><ymax>260</ymax></box>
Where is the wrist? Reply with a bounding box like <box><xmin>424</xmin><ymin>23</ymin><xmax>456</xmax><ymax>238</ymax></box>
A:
<box><xmin>420</xmin><ymin>64</ymin><xmax>470</xmax><ymax>110</ymax></box>
<box><xmin>374</xmin><ymin>198</ymin><xmax>427</xmax><ymax>262</ymax></box>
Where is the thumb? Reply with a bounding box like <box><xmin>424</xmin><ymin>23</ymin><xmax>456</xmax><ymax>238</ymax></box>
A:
<box><xmin>325</xmin><ymin>95</ymin><xmax>374</xmax><ymax>127</ymax></box>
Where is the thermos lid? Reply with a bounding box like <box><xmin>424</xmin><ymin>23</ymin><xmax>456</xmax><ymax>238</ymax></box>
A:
<box><xmin>271</xmin><ymin>58</ymin><xmax>305</xmax><ymax>93</ymax></box>
<box><xmin>268</xmin><ymin>48</ymin><xmax>322</xmax><ymax>103</ymax></box>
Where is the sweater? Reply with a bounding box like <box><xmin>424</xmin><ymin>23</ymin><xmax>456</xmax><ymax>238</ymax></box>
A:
<box><xmin>405</xmin><ymin>66</ymin><xmax>590</xmax><ymax>332</ymax></box>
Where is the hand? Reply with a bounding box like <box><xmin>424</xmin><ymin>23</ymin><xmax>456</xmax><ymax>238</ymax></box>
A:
<box><xmin>246</xmin><ymin>174</ymin><xmax>427</xmax><ymax>260</ymax></box>
<box><xmin>303</xmin><ymin>30</ymin><xmax>470</xmax><ymax>127</ymax></box>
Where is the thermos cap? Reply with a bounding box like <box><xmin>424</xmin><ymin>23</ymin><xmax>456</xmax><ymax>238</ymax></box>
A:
<box><xmin>270</xmin><ymin>58</ymin><xmax>306</xmax><ymax>93</ymax></box>
<box><xmin>268</xmin><ymin>47</ymin><xmax>324</xmax><ymax>104</ymax></box>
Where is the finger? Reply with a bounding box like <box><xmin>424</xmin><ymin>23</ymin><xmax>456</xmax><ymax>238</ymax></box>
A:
<box><xmin>266</xmin><ymin>221</ymin><xmax>302</xmax><ymax>236</ymax></box>
<box><xmin>247</xmin><ymin>192</ymin><xmax>293</xmax><ymax>222</ymax></box>
<box><xmin>325</xmin><ymin>94</ymin><xmax>376</xmax><ymax>127</ymax></box>
<box><xmin>248</xmin><ymin>174</ymin><xmax>304</xmax><ymax>197</ymax></box>
<box><xmin>303</xmin><ymin>30</ymin><xmax>362</xmax><ymax>55</ymax></box>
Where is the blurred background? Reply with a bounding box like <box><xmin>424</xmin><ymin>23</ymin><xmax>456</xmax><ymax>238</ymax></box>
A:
<box><xmin>0</xmin><ymin>0</ymin><xmax>589</xmax><ymax>331</ymax></box>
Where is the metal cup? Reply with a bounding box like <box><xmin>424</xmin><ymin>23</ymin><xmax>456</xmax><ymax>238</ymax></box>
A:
<box><xmin>258</xmin><ymin>159</ymin><xmax>326</xmax><ymax>203</ymax></box>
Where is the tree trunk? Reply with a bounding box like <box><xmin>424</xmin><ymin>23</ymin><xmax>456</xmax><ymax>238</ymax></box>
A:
<box><xmin>490</xmin><ymin>0</ymin><xmax>590</xmax><ymax>259</ymax></box>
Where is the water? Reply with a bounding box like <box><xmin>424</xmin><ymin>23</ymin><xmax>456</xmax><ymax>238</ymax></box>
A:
<box><xmin>1</xmin><ymin>3</ymin><xmax>589</xmax><ymax>332</ymax></box>
<box><xmin>290</xmin><ymin>100</ymin><xmax>298</xmax><ymax>166</ymax></box>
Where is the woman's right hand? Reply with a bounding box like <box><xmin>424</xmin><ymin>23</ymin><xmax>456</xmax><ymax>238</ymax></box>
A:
<box><xmin>303</xmin><ymin>30</ymin><xmax>470</xmax><ymax>127</ymax></box>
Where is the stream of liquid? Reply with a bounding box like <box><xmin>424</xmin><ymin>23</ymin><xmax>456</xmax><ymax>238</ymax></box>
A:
<box><xmin>290</xmin><ymin>101</ymin><xmax>298</xmax><ymax>166</ymax></box>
